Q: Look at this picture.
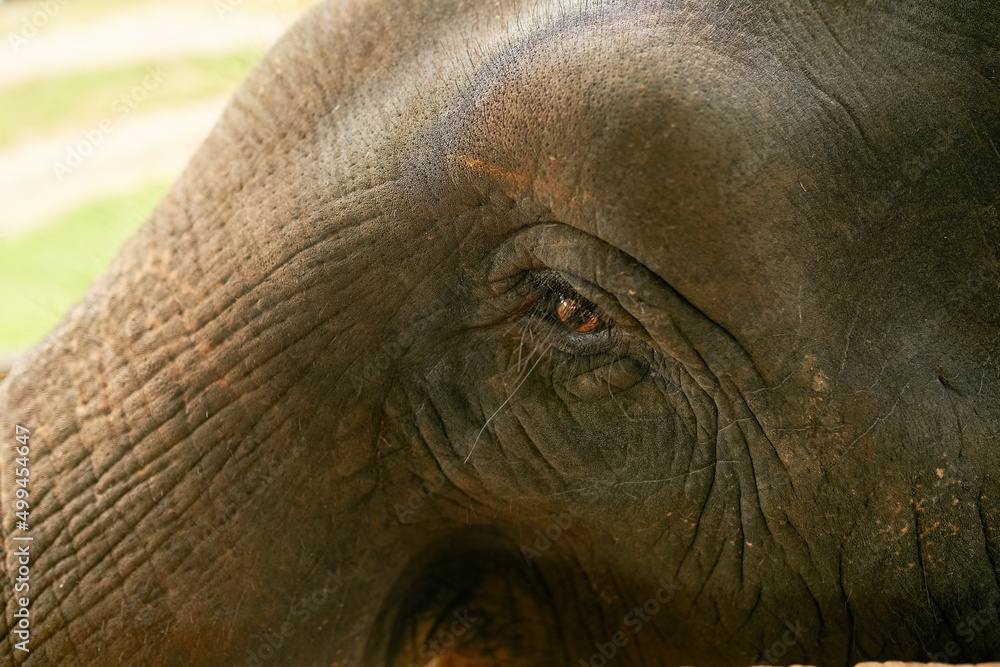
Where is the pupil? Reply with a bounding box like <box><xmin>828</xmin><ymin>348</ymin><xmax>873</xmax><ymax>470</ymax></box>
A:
<box><xmin>556</xmin><ymin>297</ymin><xmax>579</xmax><ymax>323</ymax></box>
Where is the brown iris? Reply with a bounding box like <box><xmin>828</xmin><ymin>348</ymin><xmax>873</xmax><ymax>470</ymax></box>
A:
<box><xmin>555</xmin><ymin>294</ymin><xmax>608</xmax><ymax>333</ymax></box>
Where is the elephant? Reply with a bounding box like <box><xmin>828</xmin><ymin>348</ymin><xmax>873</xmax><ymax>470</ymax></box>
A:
<box><xmin>2</xmin><ymin>0</ymin><xmax>999</xmax><ymax>664</ymax></box>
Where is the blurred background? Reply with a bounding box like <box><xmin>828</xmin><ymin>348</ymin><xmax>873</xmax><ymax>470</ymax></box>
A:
<box><xmin>0</xmin><ymin>0</ymin><xmax>317</xmax><ymax>378</ymax></box>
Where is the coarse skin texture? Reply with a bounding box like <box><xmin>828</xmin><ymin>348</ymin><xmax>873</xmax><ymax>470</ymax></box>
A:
<box><xmin>1</xmin><ymin>0</ymin><xmax>999</xmax><ymax>664</ymax></box>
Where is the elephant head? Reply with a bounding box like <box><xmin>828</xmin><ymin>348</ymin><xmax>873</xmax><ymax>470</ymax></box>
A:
<box><xmin>2</xmin><ymin>0</ymin><xmax>999</xmax><ymax>664</ymax></box>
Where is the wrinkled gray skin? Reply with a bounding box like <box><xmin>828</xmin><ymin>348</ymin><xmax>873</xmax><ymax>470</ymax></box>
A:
<box><xmin>2</xmin><ymin>0</ymin><xmax>1000</xmax><ymax>665</ymax></box>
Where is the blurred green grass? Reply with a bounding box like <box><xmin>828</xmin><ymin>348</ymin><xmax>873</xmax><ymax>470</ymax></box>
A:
<box><xmin>0</xmin><ymin>51</ymin><xmax>262</xmax><ymax>148</ymax></box>
<box><xmin>0</xmin><ymin>182</ymin><xmax>170</xmax><ymax>353</ymax></box>
<box><xmin>0</xmin><ymin>0</ymin><xmax>316</xmax><ymax>359</ymax></box>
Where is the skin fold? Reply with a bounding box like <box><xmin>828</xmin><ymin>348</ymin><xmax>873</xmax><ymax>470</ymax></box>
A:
<box><xmin>1</xmin><ymin>0</ymin><xmax>998</xmax><ymax>664</ymax></box>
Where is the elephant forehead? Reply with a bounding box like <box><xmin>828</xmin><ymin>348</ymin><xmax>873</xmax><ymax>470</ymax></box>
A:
<box><xmin>438</xmin><ymin>5</ymin><xmax>806</xmax><ymax>342</ymax></box>
<box><xmin>444</xmin><ymin>11</ymin><xmax>763</xmax><ymax>201</ymax></box>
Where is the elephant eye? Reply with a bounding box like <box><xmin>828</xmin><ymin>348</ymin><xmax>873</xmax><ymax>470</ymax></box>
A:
<box><xmin>530</xmin><ymin>274</ymin><xmax>613</xmax><ymax>338</ymax></box>
<box><xmin>554</xmin><ymin>294</ymin><xmax>610</xmax><ymax>334</ymax></box>
<box><xmin>505</xmin><ymin>271</ymin><xmax>631</xmax><ymax>357</ymax></box>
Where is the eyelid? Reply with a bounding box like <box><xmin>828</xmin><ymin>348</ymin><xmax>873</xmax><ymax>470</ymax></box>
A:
<box><xmin>486</xmin><ymin>223</ymin><xmax>652</xmax><ymax>342</ymax></box>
